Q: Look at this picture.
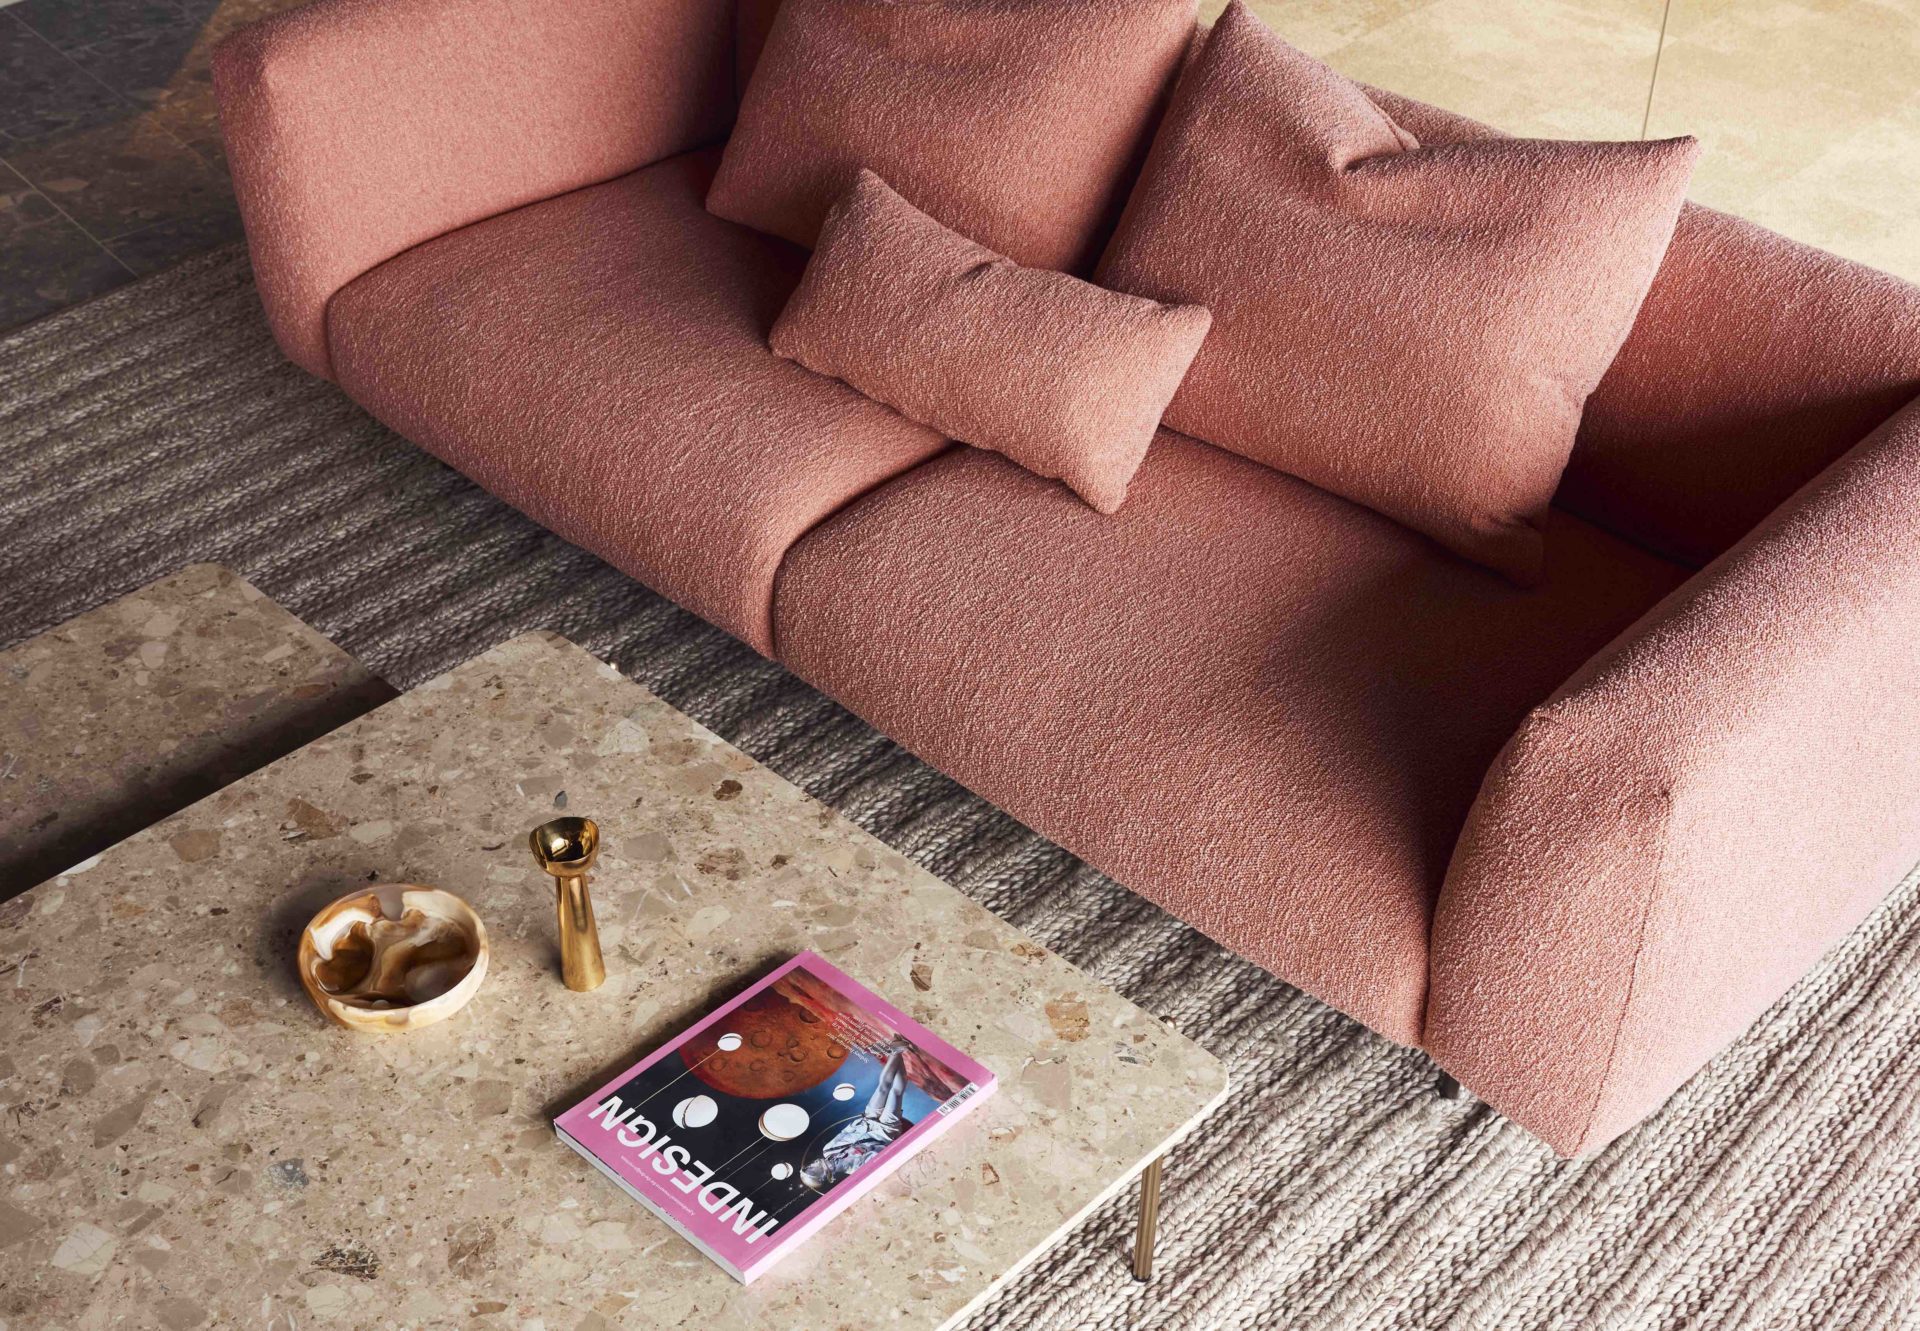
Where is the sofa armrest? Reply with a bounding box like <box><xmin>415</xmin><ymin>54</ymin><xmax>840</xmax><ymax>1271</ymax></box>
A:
<box><xmin>1427</xmin><ymin>390</ymin><xmax>1920</xmax><ymax>1156</ymax></box>
<box><xmin>212</xmin><ymin>0</ymin><xmax>735</xmax><ymax>380</ymax></box>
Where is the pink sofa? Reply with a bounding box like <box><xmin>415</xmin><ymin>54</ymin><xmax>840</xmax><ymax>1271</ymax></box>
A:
<box><xmin>212</xmin><ymin>0</ymin><xmax>1920</xmax><ymax>1156</ymax></box>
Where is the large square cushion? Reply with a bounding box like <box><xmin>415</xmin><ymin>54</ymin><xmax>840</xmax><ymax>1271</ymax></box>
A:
<box><xmin>773</xmin><ymin>435</ymin><xmax>1688</xmax><ymax>1039</ymax></box>
<box><xmin>327</xmin><ymin>149</ymin><xmax>948</xmax><ymax>654</ymax></box>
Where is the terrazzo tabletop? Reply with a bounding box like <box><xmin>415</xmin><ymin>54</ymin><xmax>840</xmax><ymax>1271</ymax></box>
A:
<box><xmin>0</xmin><ymin>631</ymin><xmax>1228</xmax><ymax>1331</ymax></box>
<box><xmin>0</xmin><ymin>563</ymin><xmax>393</xmax><ymax>897</ymax></box>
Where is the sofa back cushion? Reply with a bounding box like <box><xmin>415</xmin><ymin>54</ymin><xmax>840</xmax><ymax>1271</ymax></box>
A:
<box><xmin>772</xmin><ymin>171</ymin><xmax>1211</xmax><ymax>514</ymax></box>
<box><xmin>1096</xmin><ymin>2</ymin><xmax>1698</xmax><ymax>584</ymax></box>
<box><xmin>214</xmin><ymin>0</ymin><xmax>737</xmax><ymax>380</ymax></box>
<box><xmin>1367</xmin><ymin>86</ymin><xmax>1920</xmax><ymax>568</ymax></box>
<box><xmin>708</xmin><ymin>0</ymin><xmax>1198</xmax><ymax>274</ymax></box>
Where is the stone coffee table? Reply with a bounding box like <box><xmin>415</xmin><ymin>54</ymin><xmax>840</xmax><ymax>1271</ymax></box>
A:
<box><xmin>0</xmin><ymin>563</ymin><xmax>392</xmax><ymax>896</ymax></box>
<box><xmin>0</xmin><ymin>632</ymin><xmax>1228</xmax><ymax>1330</ymax></box>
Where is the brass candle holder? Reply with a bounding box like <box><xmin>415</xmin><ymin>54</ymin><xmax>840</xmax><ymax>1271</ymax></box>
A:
<box><xmin>530</xmin><ymin>816</ymin><xmax>607</xmax><ymax>992</ymax></box>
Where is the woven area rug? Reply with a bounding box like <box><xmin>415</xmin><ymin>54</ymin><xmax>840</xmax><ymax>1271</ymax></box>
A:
<box><xmin>5</xmin><ymin>248</ymin><xmax>1919</xmax><ymax>1330</ymax></box>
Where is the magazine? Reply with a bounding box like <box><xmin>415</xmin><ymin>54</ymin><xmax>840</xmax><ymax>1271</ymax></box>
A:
<box><xmin>553</xmin><ymin>952</ymin><xmax>996</xmax><ymax>1283</ymax></box>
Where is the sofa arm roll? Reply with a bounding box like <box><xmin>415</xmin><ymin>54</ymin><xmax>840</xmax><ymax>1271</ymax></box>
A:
<box><xmin>1427</xmin><ymin>390</ymin><xmax>1920</xmax><ymax>1156</ymax></box>
<box><xmin>212</xmin><ymin>0</ymin><xmax>736</xmax><ymax>380</ymax></box>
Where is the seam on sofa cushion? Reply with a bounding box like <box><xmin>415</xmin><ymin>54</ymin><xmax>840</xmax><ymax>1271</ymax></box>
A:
<box><xmin>765</xmin><ymin>440</ymin><xmax>965</xmax><ymax>662</ymax></box>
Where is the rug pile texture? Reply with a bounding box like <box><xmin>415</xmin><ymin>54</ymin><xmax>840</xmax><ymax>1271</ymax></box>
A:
<box><xmin>3</xmin><ymin>249</ymin><xmax>1917</xmax><ymax>1330</ymax></box>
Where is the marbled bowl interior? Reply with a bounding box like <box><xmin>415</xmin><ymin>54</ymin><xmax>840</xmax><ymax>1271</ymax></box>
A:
<box><xmin>297</xmin><ymin>885</ymin><xmax>489</xmax><ymax>1033</ymax></box>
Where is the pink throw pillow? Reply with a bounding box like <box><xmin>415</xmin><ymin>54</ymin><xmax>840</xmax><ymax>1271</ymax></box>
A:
<box><xmin>1097</xmin><ymin>1</ymin><xmax>1700</xmax><ymax>584</ymax></box>
<box><xmin>709</xmin><ymin>0</ymin><xmax>1198</xmax><ymax>274</ymax></box>
<box><xmin>771</xmin><ymin>171</ymin><xmax>1211</xmax><ymax>514</ymax></box>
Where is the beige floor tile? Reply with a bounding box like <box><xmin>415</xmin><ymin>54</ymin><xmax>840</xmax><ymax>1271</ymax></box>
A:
<box><xmin>1646</xmin><ymin>0</ymin><xmax>1920</xmax><ymax>275</ymax></box>
<box><xmin>1744</xmin><ymin>97</ymin><xmax>1920</xmax><ymax>282</ymax></box>
<box><xmin>1308</xmin><ymin>0</ymin><xmax>1667</xmax><ymax>139</ymax></box>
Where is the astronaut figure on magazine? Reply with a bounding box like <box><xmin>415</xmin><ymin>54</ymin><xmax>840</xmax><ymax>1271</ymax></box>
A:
<box><xmin>800</xmin><ymin>1043</ymin><xmax>913</xmax><ymax>1190</ymax></box>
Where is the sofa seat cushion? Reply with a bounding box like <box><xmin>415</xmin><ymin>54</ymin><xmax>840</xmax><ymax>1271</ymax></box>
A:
<box><xmin>327</xmin><ymin>148</ymin><xmax>948</xmax><ymax>655</ymax></box>
<box><xmin>773</xmin><ymin>434</ymin><xmax>1688</xmax><ymax>1040</ymax></box>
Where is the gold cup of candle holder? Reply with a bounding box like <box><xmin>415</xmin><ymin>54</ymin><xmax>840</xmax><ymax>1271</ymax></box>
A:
<box><xmin>530</xmin><ymin>816</ymin><xmax>607</xmax><ymax>992</ymax></box>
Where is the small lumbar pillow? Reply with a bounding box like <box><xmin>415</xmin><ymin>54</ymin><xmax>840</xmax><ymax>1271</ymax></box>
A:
<box><xmin>771</xmin><ymin>170</ymin><xmax>1212</xmax><ymax>514</ymax></box>
<box><xmin>709</xmin><ymin>0</ymin><xmax>1199</xmax><ymax>274</ymax></box>
<box><xmin>1097</xmin><ymin>0</ymin><xmax>1700</xmax><ymax>584</ymax></box>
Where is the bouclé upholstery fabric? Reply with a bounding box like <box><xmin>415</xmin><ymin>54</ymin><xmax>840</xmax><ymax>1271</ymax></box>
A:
<box><xmin>214</xmin><ymin>0</ymin><xmax>1920</xmax><ymax>1157</ymax></box>
<box><xmin>1428</xmin><ymin>392</ymin><xmax>1920</xmax><ymax>1155</ymax></box>
<box><xmin>771</xmin><ymin>172</ymin><xmax>1211</xmax><ymax>514</ymax></box>
<box><xmin>1098</xmin><ymin>1</ymin><xmax>1699</xmax><ymax>584</ymax></box>
<box><xmin>212</xmin><ymin>0</ymin><xmax>736</xmax><ymax>380</ymax></box>
<box><xmin>774</xmin><ymin>435</ymin><xmax>1687</xmax><ymax>1040</ymax></box>
<box><xmin>326</xmin><ymin>150</ymin><xmax>947</xmax><ymax>655</ymax></box>
<box><xmin>707</xmin><ymin>0</ymin><xmax>1197</xmax><ymax>273</ymax></box>
<box><xmin>1576</xmin><ymin>213</ymin><xmax>1920</xmax><ymax>565</ymax></box>
<box><xmin>1365</xmin><ymin>86</ymin><xmax>1920</xmax><ymax>568</ymax></box>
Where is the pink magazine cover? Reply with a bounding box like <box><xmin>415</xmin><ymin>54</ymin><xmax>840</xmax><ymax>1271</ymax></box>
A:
<box><xmin>553</xmin><ymin>952</ymin><xmax>996</xmax><ymax>1284</ymax></box>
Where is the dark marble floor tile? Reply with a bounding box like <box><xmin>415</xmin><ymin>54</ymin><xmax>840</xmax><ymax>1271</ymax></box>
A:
<box><xmin>65</xmin><ymin>26</ymin><xmax>210</xmax><ymax>107</ymax></box>
<box><xmin>0</xmin><ymin>15</ymin><xmax>135</xmax><ymax>149</ymax></box>
<box><xmin>0</xmin><ymin>0</ymin><xmax>353</xmax><ymax>331</ymax></box>
<box><xmin>118</xmin><ymin>36</ymin><xmax>223</xmax><ymax>164</ymax></box>
<box><xmin>6</xmin><ymin>0</ymin><xmax>194</xmax><ymax>55</ymax></box>
<box><xmin>184</xmin><ymin>0</ymin><xmax>309</xmax><ymax>45</ymax></box>
<box><xmin>51</xmin><ymin>0</ymin><xmax>306</xmax><ymax>170</ymax></box>
<box><xmin>158</xmin><ymin>86</ymin><xmax>227</xmax><ymax>171</ymax></box>
<box><xmin>127</xmin><ymin>0</ymin><xmax>311</xmax><ymax>165</ymax></box>
<box><xmin>3</xmin><ymin>113</ymin><xmax>228</xmax><ymax>240</ymax></box>
<box><xmin>104</xmin><ymin>192</ymin><xmax>240</xmax><ymax>274</ymax></box>
<box><xmin>0</xmin><ymin>170</ymin><xmax>131</xmax><ymax>332</ymax></box>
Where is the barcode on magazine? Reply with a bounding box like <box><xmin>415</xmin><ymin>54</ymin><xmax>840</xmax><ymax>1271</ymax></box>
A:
<box><xmin>937</xmin><ymin>1083</ymin><xmax>982</xmax><ymax>1116</ymax></box>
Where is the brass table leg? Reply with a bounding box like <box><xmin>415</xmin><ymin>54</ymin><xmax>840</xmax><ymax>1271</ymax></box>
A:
<box><xmin>1131</xmin><ymin>1155</ymin><xmax>1164</xmax><ymax>1283</ymax></box>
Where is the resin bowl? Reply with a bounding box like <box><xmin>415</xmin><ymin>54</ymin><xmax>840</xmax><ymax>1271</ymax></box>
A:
<box><xmin>297</xmin><ymin>885</ymin><xmax>489</xmax><ymax>1033</ymax></box>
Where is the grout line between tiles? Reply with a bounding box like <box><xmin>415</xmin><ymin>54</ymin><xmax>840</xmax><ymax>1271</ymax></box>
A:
<box><xmin>0</xmin><ymin>155</ymin><xmax>137</xmax><ymax>276</ymax></box>
<box><xmin>1641</xmin><ymin>0</ymin><xmax>1674</xmax><ymax>140</ymax></box>
<box><xmin>3</xmin><ymin>5</ymin><xmax>213</xmax><ymax>168</ymax></box>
